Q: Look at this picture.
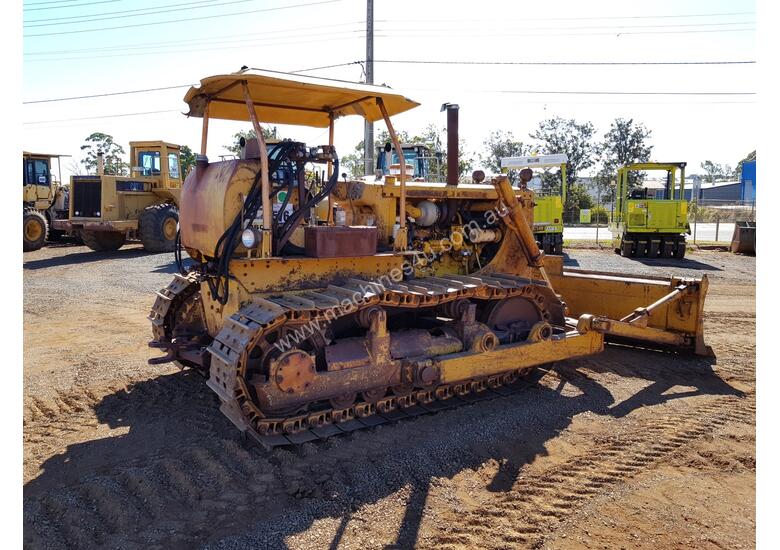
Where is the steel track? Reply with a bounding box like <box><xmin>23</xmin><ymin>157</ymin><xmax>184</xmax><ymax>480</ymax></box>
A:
<box><xmin>151</xmin><ymin>270</ymin><xmax>563</xmax><ymax>447</ymax></box>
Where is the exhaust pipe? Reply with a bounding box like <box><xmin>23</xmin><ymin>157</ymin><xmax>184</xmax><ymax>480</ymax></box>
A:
<box><xmin>97</xmin><ymin>150</ymin><xmax>104</xmax><ymax>176</ymax></box>
<box><xmin>441</xmin><ymin>103</ymin><xmax>459</xmax><ymax>186</ymax></box>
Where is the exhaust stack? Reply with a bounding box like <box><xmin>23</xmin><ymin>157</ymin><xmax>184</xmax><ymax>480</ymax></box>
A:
<box><xmin>97</xmin><ymin>150</ymin><xmax>104</xmax><ymax>176</ymax></box>
<box><xmin>441</xmin><ymin>103</ymin><xmax>459</xmax><ymax>186</ymax></box>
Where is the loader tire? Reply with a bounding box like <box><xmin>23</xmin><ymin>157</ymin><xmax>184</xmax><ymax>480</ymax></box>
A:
<box><xmin>23</xmin><ymin>209</ymin><xmax>47</xmax><ymax>252</ymax></box>
<box><xmin>139</xmin><ymin>203</ymin><xmax>178</xmax><ymax>253</ymax></box>
<box><xmin>620</xmin><ymin>239</ymin><xmax>633</xmax><ymax>257</ymax></box>
<box><xmin>81</xmin><ymin>230</ymin><xmax>126</xmax><ymax>251</ymax></box>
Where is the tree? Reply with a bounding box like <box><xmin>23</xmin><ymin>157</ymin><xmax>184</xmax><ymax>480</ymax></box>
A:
<box><xmin>480</xmin><ymin>130</ymin><xmax>529</xmax><ymax>185</ymax></box>
<box><xmin>530</xmin><ymin>117</ymin><xmax>598</xmax><ymax>204</ymax></box>
<box><xmin>341</xmin><ymin>153</ymin><xmax>363</xmax><ymax>178</ymax></box>
<box><xmin>735</xmin><ymin>150</ymin><xmax>756</xmax><ymax>177</ymax></box>
<box><xmin>225</xmin><ymin>127</ymin><xmax>280</xmax><ymax>155</ymax></box>
<box><xmin>80</xmin><ymin>132</ymin><xmax>128</xmax><ymax>175</ymax></box>
<box><xmin>65</xmin><ymin>158</ymin><xmax>83</xmax><ymax>177</ymax></box>
<box><xmin>179</xmin><ymin>145</ymin><xmax>196</xmax><ymax>177</ymax></box>
<box><xmin>566</xmin><ymin>183</ymin><xmax>594</xmax><ymax>210</ymax></box>
<box><xmin>599</xmin><ymin>118</ymin><xmax>653</xmax><ymax>190</ymax></box>
<box><xmin>700</xmin><ymin>160</ymin><xmax>724</xmax><ymax>183</ymax></box>
<box><xmin>530</xmin><ymin>117</ymin><xmax>598</xmax><ymax>187</ymax></box>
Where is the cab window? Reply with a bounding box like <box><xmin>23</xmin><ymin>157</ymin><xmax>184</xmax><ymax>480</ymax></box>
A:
<box><xmin>23</xmin><ymin>159</ymin><xmax>50</xmax><ymax>185</ymax></box>
<box><xmin>167</xmin><ymin>153</ymin><xmax>180</xmax><ymax>179</ymax></box>
<box><xmin>138</xmin><ymin>151</ymin><xmax>161</xmax><ymax>176</ymax></box>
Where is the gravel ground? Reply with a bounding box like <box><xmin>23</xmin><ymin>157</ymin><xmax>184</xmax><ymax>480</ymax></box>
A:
<box><xmin>23</xmin><ymin>243</ymin><xmax>755</xmax><ymax>549</ymax></box>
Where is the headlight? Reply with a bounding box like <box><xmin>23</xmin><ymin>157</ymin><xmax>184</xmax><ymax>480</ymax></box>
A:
<box><xmin>241</xmin><ymin>228</ymin><xmax>259</xmax><ymax>248</ymax></box>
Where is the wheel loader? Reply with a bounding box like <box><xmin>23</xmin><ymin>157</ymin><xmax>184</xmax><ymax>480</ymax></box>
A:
<box><xmin>149</xmin><ymin>69</ymin><xmax>711</xmax><ymax>446</ymax></box>
<box><xmin>501</xmin><ymin>154</ymin><xmax>568</xmax><ymax>255</ymax></box>
<box><xmin>23</xmin><ymin>151</ymin><xmax>70</xmax><ymax>251</ymax></box>
<box><xmin>53</xmin><ymin>141</ymin><xmax>183</xmax><ymax>252</ymax></box>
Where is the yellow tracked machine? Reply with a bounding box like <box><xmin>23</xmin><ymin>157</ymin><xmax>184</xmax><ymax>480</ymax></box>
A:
<box><xmin>149</xmin><ymin>70</ymin><xmax>712</xmax><ymax>446</ymax></box>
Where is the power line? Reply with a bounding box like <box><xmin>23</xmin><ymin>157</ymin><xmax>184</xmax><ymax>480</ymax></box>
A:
<box><xmin>24</xmin><ymin>21</ymin><xmax>363</xmax><ymax>55</ymax></box>
<box><xmin>24</xmin><ymin>0</ymin><xmax>341</xmax><ymax>37</ymax></box>
<box><xmin>374</xmin><ymin>27</ymin><xmax>755</xmax><ymax>39</ymax></box>
<box><xmin>291</xmin><ymin>61</ymin><xmax>364</xmax><ymax>73</ymax></box>
<box><xmin>24</xmin><ymin>0</ymin><xmax>119</xmax><ymax>12</ymax></box>
<box><xmin>24</xmin><ymin>0</ymin><xmax>81</xmax><ymax>5</ymax></box>
<box><xmin>24</xmin><ymin>0</ymin><xmax>252</xmax><ymax>27</ymax></box>
<box><xmin>499</xmin><ymin>90</ymin><xmax>755</xmax><ymax>96</ymax></box>
<box><xmin>23</xmin><ymin>109</ymin><xmax>180</xmax><ymax>125</ymax></box>
<box><xmin>24</xmin><ymin>84</ymin><xmax>193</xmax><ymax>104</ymax></box>
<box><xmin>25</xmin><ymin>34</ymin><xmax>365</xmax><ymax>63</ymax></box>
<box><xmin>374</xmin><ymin>59</ymin><xmax>755</xmax><ymax>67</ymax></box>
<box><xmin>22</xmin><ymin>62</ymin><xmax>361</xmax><ymax>104</ymax></box>
<box><xmin>380</xmin><ymin>11</ymin><xmax>755</xmax><ymax>23</ymax></box>
<box><xmin>377</xmin><ymin>20</ymin><xmax>755</xmax><ymax>32</ymax></box>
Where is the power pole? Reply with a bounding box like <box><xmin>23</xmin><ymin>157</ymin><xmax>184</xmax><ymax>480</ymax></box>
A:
<box><xmin>363</xmin><ymin>0</ymin><xmax>374</xmax><ymax>176</ymax></box>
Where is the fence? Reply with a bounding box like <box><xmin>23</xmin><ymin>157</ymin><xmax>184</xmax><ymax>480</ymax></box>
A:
<box><xmin>559</xmin><ymin>200</ymin><xmax>756</xmax><ymax>245</ymax></box>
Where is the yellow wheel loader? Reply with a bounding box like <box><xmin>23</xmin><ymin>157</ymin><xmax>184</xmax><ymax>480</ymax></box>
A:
<box><xmin>54</xmin><ymin>141</ymin><xmax>183</xmax><ymax>252</ymax></box>
<box><xmin>149</xmin><ymin>70</ymin><xmax>711</xmax><ymax>446</ymax></box>
<box><xmin>23</xmin><ymin>151</ymin><xmax>70</xmax><ymax>252</ymax></box>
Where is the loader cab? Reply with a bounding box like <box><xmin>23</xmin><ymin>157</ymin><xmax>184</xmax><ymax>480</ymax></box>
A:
<box><xmin>23</xmin><ymin>152</ymin><xmax>65</xmax><ymax>206</ymax></box>
<box><xmin>129</xmin><ymin>141</ymin><xmax>182</xmax><ymax>188</ymax></box>
<box><xmin>376</xmin><ymin>143</ymin><xmax>437</xmax><ymax>181</ymax></box>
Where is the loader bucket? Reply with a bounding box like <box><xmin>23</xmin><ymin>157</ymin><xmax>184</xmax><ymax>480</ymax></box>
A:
<box><xmin>544</xmin><ymin>256</ymin><xmax>712</xmax><ymax>356</ymax></box>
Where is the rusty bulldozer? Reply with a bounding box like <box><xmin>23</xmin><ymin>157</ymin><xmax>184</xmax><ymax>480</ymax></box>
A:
<box><xmin>149</xmin><ymin>70</ymin><xmax>711</xmax><ymax>446</ymax></box>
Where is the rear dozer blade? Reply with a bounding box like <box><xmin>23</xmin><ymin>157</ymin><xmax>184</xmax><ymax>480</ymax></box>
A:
<box><xmin>545</xmin><ymin>257</ymin><xmax>712</xmax><ymax>356</ymax></box>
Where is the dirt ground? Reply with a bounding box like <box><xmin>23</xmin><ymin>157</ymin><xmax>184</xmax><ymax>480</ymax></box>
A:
<box><xmin>23</xmin><ymin>244</ymin><xmax>755</xmax><ymax>549</ymax></box>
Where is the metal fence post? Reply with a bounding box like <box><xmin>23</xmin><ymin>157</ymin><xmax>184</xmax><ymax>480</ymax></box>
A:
<box><xmin>715</xmin><ymin>215</ymin><xmax>720</xmax><ymax>242</ymax></box>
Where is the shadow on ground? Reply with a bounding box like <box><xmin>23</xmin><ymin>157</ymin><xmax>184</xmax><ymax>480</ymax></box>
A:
<box><xmin>24</xmin><ymin>347</ymin><xmax>743</xmax><ymax>549</ymax></box>
<box><xmin>23</xmin><ymin>245</ymin><xmax>152</xmax><ymax>270</ymax></box>
<box><xmin>631</xmin><ymin>257</ymin><xmax>723</xmax><ymax>271</ymax></box>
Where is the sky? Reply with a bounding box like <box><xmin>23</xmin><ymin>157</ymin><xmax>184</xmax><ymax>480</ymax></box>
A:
<box><xmin>22</xmin><ymin>0</ymin><xmax>756</xmax><ymax>180</ymax></box>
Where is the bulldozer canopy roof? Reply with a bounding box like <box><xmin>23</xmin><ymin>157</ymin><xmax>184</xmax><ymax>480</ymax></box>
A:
<box><xmin>23</xmin><ymin>152</ymin><xmax>71</xmax><ymax>159</ymax></box>
<box><xmin>183</xmin><ymin>69</ymin><xmax>420</xmax><ymax>128</ymax></box>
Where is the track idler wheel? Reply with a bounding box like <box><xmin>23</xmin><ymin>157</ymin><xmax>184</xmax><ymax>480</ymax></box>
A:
<box><xmin>330</xmin><ymin>392</ymin><xmax>357</xmax><ymax>409</ymax></box>
<box><xmin>361</xmin><ymin>387</ymin><xmax>387</xmax><ymax>402</ymax></box>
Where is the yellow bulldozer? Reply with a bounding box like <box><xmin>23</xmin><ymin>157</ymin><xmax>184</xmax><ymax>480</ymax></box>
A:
<box><xmin>149</xmin><ymin>70</ymin><xmax>711</xmax><ymax>446</ymax></box>
<box><xmin>54</xmin><ymin>141</ymin><xmax>183</xmax><ymax>252</ymax></box>
<box><xmin>23</xmin><ymin>151</ymin><xmax>70</xmax><ymax>251</ymax></box>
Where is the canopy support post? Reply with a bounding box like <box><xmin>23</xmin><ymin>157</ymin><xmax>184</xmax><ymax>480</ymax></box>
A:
<box><xmin>200</xmin><ymin>102</ymin><xmax>210</xmax><ymax>156</ymax></box>
<box><xmin>242</xmin><ymin>81</ymin><xmax>273</xmax><ymax>258</ymax></box>
<box><xmin>327</xmin><ymin>113</ymin><xmax>335</xmax><ymax>225</ymax></box>
<box><xmin>377</xmin><ymin>97</ymin><xmax>407</xmax><ymax>250</ymax></box>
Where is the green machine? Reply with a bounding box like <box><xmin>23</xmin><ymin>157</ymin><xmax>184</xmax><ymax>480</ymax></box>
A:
<box><xmin>610</xmin><ymin>162</ymin><xmax>690</xmax><ymax>259</ymax></box>
<box><xmin>501</xmin><ymin>154</ymin><xmax>568</xmax><ymax>255</ymax></box>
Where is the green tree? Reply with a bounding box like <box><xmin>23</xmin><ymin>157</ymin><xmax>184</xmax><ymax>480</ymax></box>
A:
<box><xmin>736</xmin><ymin>150</ymin><xmax>756</xmax><ymax>177</ymax></box>
<box><xmin>566</xmin><ymin>184</ymin><xmax>594</xmax><ymax>210</ymax></box>
<box><xmin>225</xmin><ymin>127</ymin><xmax>280</xmax><ymax>155</ymax></box>
<box><xmin>179</xmin><ymin>145</ymin><xmax>196</xmax><ymax>177</ymax></box>
<box><xmin>480</xmin><ymin>130</ymin><xmax>529</xmax><ymax>185</ymax></box>
<box><xmin>530</xmin><ymin>117</ymin><xmax>597</xmax><ymax>201</ymax></box>
<box><xmin>80</xmin><ymin>132</ymin><xmax>128</xmax><ymax>175</ymax></box>
<box><xmin>700</xmin><ymin>160</ymin><xmax>724</xmax><ymax>183</ymax></box>
<box><xmin>530</xmin><ymin>117</ymin><xmax>598</xmax><ymax>190</ymax></box>
<box><xmin>598</xmin><ymin>118</ymin><xmax>653</xmax><ymax>190</ymax></box>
